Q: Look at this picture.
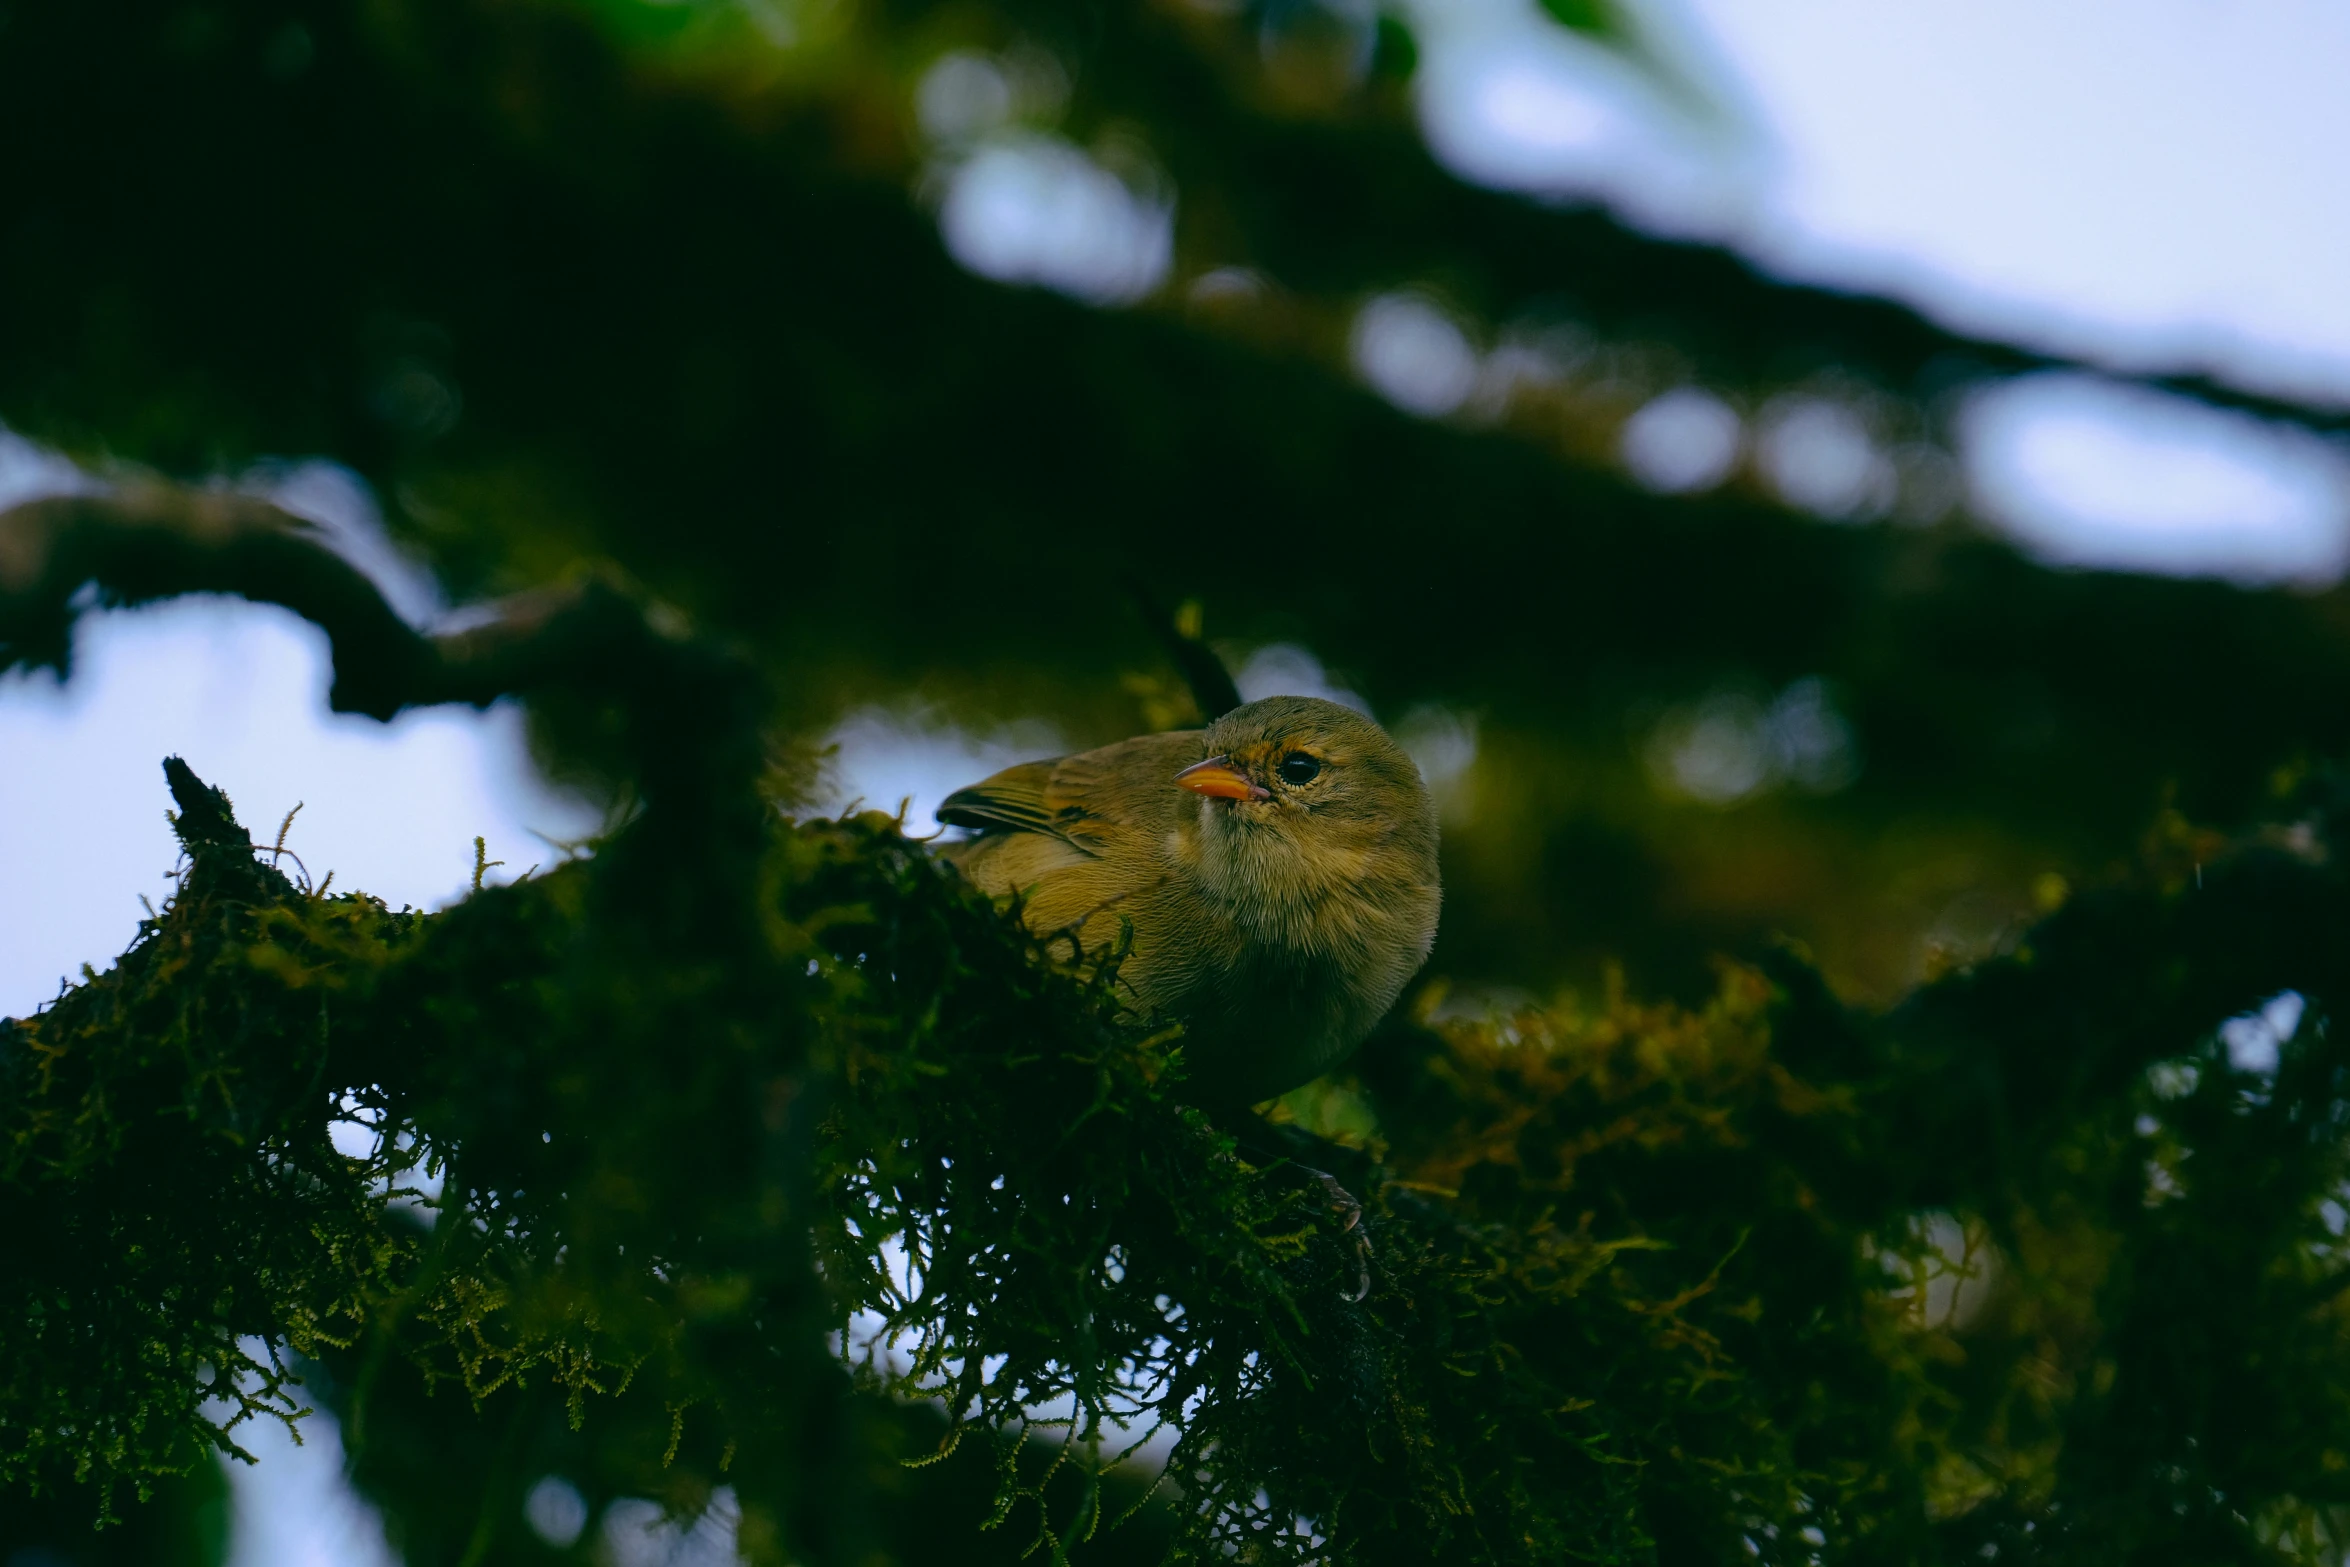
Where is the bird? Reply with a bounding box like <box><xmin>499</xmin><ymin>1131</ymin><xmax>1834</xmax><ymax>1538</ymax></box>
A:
<box><xmin>936</xmin><ymin>695</ymin><xmax>1441</xmax><ymax>1106</ymax></box>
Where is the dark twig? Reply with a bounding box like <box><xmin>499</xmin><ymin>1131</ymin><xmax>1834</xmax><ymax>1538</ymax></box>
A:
<box><xmin>1126</xmin><ymin>580</ymin><xmax>1244</xmax><ymax>721</ymax></box>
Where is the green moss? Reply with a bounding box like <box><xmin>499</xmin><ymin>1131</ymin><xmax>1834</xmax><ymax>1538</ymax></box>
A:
<box><xmin>15</xmin><ymin>758</ymin><xmax>2350</xmax><ymax>1563</ymax></box>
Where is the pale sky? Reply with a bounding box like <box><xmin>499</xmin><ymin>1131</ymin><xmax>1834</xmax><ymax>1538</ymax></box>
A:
<box><xmin>1399</xmin><ymin>0</ymin><xmax>2350</xmax><ymax>576</ymax></box>
<box><xmin>1421</xmin><ymin>0</ymin><xmax>2350</xmax><ymax>405</ymax></box>
<box><xmin>1685</xmin><ymin>0</ymin><xmax>2350</xmax><ymax>403</ymax></box>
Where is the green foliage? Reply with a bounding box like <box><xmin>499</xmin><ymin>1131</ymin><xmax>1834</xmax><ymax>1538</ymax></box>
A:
<box><xmin>0</xmin><ymin>1462</ymin><xmax>229</xmax><ymax>1567</ymax></box>
<box><xmin>802</xmin><ymin>818</ymin><xmax>1711</xmax><ymax>1560</ymax></box>
<box><xmin>0</xmin><ymin>766</ymin><xmax>425</xmax><ymax>1512</ymax></box>
<box><xmin>14</xmin><ymin>748</ymin><xmax>2350</xmax><ymax>1563</ymax></box>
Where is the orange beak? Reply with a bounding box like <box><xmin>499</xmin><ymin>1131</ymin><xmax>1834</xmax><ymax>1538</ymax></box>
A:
<box><xmin>1174</xmin><ymin>755</ymin><xmax>1270</xmax><ymax>801</ymax></box>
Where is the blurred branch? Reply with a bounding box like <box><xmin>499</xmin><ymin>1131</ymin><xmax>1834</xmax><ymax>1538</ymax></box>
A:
<box><xmin>0</xmin><ymin>484</ymin><xmax>770</xmax><ymax>940</ymax></box>
<box><xmin>1127</xmin><ymin>580</ymin><xmax>1244</xmax><ymax>720</ymax></box>
<box><xmin>1021</xmin><ymin>0</ymin><xmax>2348</xmax><ymax>435</ymax></box>
<box><xmin>0</xmin><ymin>481</ymin><xmax>738</xmax><ymax>746</ymax></box>
<box><xmin>0</xmin><ymin>485</ymin><xmax>429</xmax><ymax>717</ymax></box>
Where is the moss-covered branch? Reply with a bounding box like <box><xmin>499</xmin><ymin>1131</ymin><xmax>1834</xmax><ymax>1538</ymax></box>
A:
<box><xmin>13</xmin><ymin>733</ymin><xmax>2350</xmax><ymax>1562</ymax></box>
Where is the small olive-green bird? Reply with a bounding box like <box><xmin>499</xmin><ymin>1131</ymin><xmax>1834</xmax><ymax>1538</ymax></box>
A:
<box><xmin>937</xmin><ymin>695</ymin><xmax>1441</xmax><ymax>1105</ymax></box>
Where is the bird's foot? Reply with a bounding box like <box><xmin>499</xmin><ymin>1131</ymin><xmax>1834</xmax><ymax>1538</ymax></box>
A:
<box><xmin>1305</xmin><ymin>1168</ymin><xmax>1373</xmax><ymax>1303</ymax></box>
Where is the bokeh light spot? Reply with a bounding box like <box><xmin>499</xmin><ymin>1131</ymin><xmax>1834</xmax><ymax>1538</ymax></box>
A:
<box><xmin>916</xmin><ymin>51</ymin><xmax>1014</xmax><ymax>143</ymax></box>
<box><xmin>937</xmin><ymin>135</ymin><xmax>1174</xmax><ymax>307</ymax></box>
<box><xmin>1757</xmin><ymin>396</ymin><xmax>1892</xmax><ymax>520</ymax></box>
<box><xmin>2221</xmin><ymin>990</ymin><xmax>2304</xmax><ymax>1076</ymax></box>
<box><xmin>1232</xmin><ymin>643</ymin><xmax>1373</xmax><ymax>715</ymax></box>
<box><xmin>1646</xmin><ymin>678</ymin><xmax>1858</xmax><ymax>805</ymax></box>
<box><xmin>600</xmin><ymin>1490</ymin><xmax>742</xmax><ymax>1567</ymax></box>
<box><xmin>523</xmin><ymin>1475</ymin><xmax>590</xmax><ymax>1549</ymax></box>
<box><xmin>821</xmin><ymin>706</ymin><xmax>1067</xmax><ymax>833</ymax></box>
<box><xmin>1620</xmin><ymin>387</ymin><xmax>1742</xmax><ymax>493</ymax></box>
<box><xmin>1349</xmin><ymin>293</ymin><xmax>1480</xmax><ymax>418</ymax></box>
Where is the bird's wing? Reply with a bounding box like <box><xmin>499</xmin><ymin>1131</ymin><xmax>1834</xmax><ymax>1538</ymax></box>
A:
<box><xmin>1043</xmin><ymin>732</ymin><xmax>1201</xmax><ymax>847</ymax></box>
<box><xmin>937</xmin><ymin>758</ymin><xmax>1064</xmax><ymax>838</ymax></box>
<box><xmin>937</xmin><ymin>731</ymin><xmax>1202</xmax><ymax>852</ymax></box>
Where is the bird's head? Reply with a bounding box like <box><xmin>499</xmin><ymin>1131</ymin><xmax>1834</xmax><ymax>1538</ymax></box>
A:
<box><xmin>1174</xmin><ymin>695</ymin><xmax>1439</xmax><ymax>930</ymax></box>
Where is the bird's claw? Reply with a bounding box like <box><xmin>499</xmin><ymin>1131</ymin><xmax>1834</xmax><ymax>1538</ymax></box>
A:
<box><xmin>1315</xmin><ymin>1171</ymin><xmax>1362</xmax><ymax>1230</ymax></box>
<box><xmin>1310</xmin><ymin>1170</ymin><xmax>1374</xmax><ymax>1302</ymax></box>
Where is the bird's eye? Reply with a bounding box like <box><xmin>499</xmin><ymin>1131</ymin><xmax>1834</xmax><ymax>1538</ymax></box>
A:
<box><xmin>1277</xmin><ymin>753</ymin><xmax>1322</xmax><ymax>786</ymax></box>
